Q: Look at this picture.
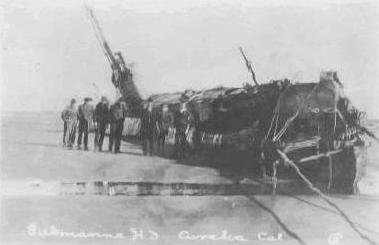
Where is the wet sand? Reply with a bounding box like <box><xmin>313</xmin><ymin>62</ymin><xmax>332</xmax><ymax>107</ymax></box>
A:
<box><xmin>1</xmin><ymin>112</ymin><xmax>379</xmax><ymax>245</ymax></box>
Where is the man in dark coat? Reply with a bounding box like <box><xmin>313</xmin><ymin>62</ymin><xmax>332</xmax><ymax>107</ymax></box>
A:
<box><xmin>94</xmin><ymin>96</ymin><xmax>109</xmax><ymax>152</ymax></box>
<box><xmin>173</xmin><ymin>102</ymin><xmax>189</xmax><ymax>159</ymax></box>
<box><xmin>187</xmin><ymin>108</ymin><xmax>200</xmax><ymax>154</ymax></box>
<box><xmin>140</xmin><ymin>101</ymin><xmax>156</xmax><ymax>156</ymax></box>
<box><xmin>157</xmin><ymin>104</ymin><xmax>172</xmax><ymax>155</ymax></box>
<box><xmin>77</xmin><ymin>97</ymin><xmax>94</xmax><ymax>150</ymax></box>
<box><xmin>109</xmin><ymin>101</ymin><xmax>127</xmax><ymax>153</ymax></box>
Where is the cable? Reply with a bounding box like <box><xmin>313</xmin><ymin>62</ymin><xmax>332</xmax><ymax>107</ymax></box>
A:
<box><xmin>283</xmin><ymin>193</ymin><xmax>379</xmax><ymax>236</ymax></box>
<box><xmin>245</xmin><ymin>195</ymin><xmax>308</xmax><ymax>245</ymax></box>
<box><xmin>273</xmin><ymin>83</ymin><xmax>320</xmax><ymax>142</ymax></box>
<box><xmin>264</xmin><ymin>84</ymin><xmax>291</xmax><ymax>142</ymax></box>
<box><xmin>276</xmin><ymin>149</ymin><xmax>378</xmax><ymax>245</ymax></box>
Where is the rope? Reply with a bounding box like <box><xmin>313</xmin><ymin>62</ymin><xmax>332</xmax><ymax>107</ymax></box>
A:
<box><xmin>272</xmin><ymin>160</ymin><xmax>279</xmax><ymax>195</ymax></box>
<box><xmin>264</xmin><ymin>85</ymin><xmax>291</xmax><ymax>141</ymax></box>
<box><xmin>273</xmin><ymin>83</ymin><xmax>320</xmax><ymax>142</ymax></box>
<box><xmin>283</xmin><ymin>193</ymin><xmax>379</xmax><ymax>236</ymax></box>
<box><xmin>244</xmin><ymin>195</ymin><xmax>308</xmax><ymax>245</ymax></box>
<box><xmin>360</xmin><ymin>126</ymin><xmax>379</xmax><ymax>143</ymax></box>
<box><xmin>264</xmin><ymin>107</ymin><xmax>278</xmax><ymax>141</ymax></box>
<box><xmin>273</xmin><ymin>111</ymin><xmax>299</xmax><ymax>141</ymax></box>
<box><xmin>327</xmin><ymin>155</ymin><xmax>333</xmax><ymax>193</ymax></box>
<box><xmin>276</xmin><ymin>149</ymin><xmax>378</xmax><ymax>245</ymax></box>
<box><xmin>283</xmin><ymin>136</ymin><xmax>320</xmax><ymax>153</ymax></box>
<box><xmin>297</xmin><ymin>149</ymin><xmax>342</xmax><ymax>164</ymax></box>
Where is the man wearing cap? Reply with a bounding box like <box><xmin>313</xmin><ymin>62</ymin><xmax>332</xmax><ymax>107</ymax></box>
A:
<box><xmin>61</xmin><ymin>98</ymin><xmax>78</xmax><ymax>148</ymax></box>
<box><xmin>108</xmin><ymin>101</ymin><xmax>127</xmax><ymax>153</ymax></box>
<box><xmin>77</xmin><ymin>97</ymin><xmax>94</xmax><ymax>150</ymax></box>
<box><xmin>94</xmin><ymin>96</ymin><xmax>109</xmax><ymax>152</ymax></box>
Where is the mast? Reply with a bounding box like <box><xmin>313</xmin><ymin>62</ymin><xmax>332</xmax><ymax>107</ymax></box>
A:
<box><xmin>239</xmin><ymin>47</ymin><xmax>259</xmax><ymax>86</ymax></box>
<box><xmin>85</xmin><ymin>5</ymin><xmax>116</xmax><ymax>68</ymax></box>
<box><xmin>84</xmin><ymin>5</ymin><xmax>142</xmax><ymax>102</ymax></box>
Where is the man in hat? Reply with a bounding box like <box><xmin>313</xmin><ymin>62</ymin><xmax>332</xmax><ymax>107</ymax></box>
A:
<box><xmin>109</xmin><ymin>101</ymin><xmax>127</xmax><ymax>153</ymax></box>
<box><xmin>61</xmin><ymin>98</ymin><xmax>78</xmax><ymax>148</ymax></box>
<box><xmin>77</xmin><ymin>97</ymin><xmax>94</xmax><ymax>150</ymax></box>
<box><xmin>94</xmin><ymin>96</ymin><xmax>109</xmax><ymax>152</ymax></box>
<box><xmin>140</xmin><ymin>100</ymin><xmax>156</xmax><ymax>156</ymax></box>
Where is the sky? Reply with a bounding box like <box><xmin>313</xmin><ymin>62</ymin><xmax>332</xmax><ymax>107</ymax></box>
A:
<box><xmin>1</xmin><ymin>0</ymin><xmax>379</xmax><ymax>118</ymax></box>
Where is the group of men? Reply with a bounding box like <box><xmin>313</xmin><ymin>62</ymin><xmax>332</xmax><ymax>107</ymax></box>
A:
<box><xmin>61</xmin><ymin>96</ymin><xmax>127</xmax><ymax>153</ymax></box>
<box><xmin>61</xmin><ymin>97</ymin><xmax>199</xmax><ymax>157</ymax></box>
<box><xmin>140</xmin><ymin>100</ymin><xmax>199</xmax><ymax>158</ymax></box>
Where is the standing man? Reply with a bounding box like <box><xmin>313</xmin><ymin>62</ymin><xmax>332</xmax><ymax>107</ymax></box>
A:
<box><xmin>61</xmin><ymin>98</ymin><xmax>78</xmax><ymax>148</ymax></box>
<box><xmin>187</xmin><ymin>107</ymin><xmax>200</xmax><ymax>154</ymax></box>
<box><xmin>157</xmin><ymin>104</ymin><xmax>172</xmax><ymax>155</ymax></box>
<box><xmin>109</xmin><ymin>101</ymin><xmax>127</xmax><ymax>153</ymax></box>
<box><xmin>77</xmin><ymin>97</ymin><xmax>94</xmax><ymax>151</ymax></box>
<box><xmin>173</xmin><ymin>102</ymin><xmax>189</xmax><ymax>158</ymax></box>
<box><xmin>140</xmin><ymin>101</ymin><xmax>156</xmax><ymax>156</ymax></box>
<box><xmin>94</xmin><ymin>96</ymin><xmax>109</xmax><ymax>152</ymax></box>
